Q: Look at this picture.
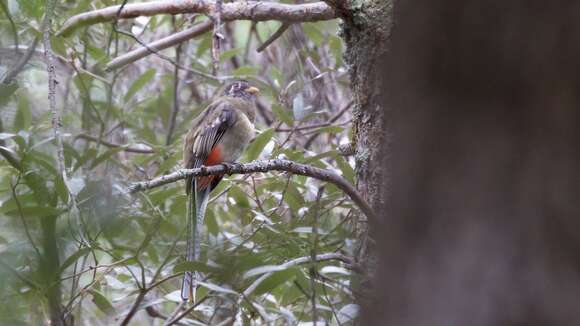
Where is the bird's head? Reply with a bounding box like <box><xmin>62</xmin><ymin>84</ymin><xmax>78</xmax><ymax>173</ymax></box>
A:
<box><xmin>224</xmin><ymin>80</ymin><xmax>260</xmax><ymax>101</ymax></box>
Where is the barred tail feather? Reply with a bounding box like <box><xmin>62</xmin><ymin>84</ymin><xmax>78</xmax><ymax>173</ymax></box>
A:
<box><xmin>181</xmin><ymin>180</ymin><xmax>210</xmax><ymax>302</ymax></box>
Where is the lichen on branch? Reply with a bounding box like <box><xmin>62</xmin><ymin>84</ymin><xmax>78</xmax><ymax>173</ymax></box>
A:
<box><xmin>128</xmin><ymin>159</ymin><xmax>377</xmax><ymax>221</ymax></box>
<box><xmin>57</xmin><ymin>1</ymin><xmax>336</xmax><ymax>37</ymax></box>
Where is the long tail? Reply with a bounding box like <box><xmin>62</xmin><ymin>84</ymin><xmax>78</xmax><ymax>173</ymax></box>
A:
<box><xmin>181</xmin><ymin>179</ymin><xmax>210</xmax><ymax>302</ymax></box>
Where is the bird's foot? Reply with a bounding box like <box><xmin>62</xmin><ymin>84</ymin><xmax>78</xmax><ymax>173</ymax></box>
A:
<box><xmin>220</xmin><ymin>162</ymin><xmax>235</xmax><ymax>173</ymax></box>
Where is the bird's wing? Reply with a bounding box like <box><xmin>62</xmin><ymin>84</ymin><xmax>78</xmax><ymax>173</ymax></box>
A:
<box><xmin>184</xmin><ymin>99</ymin><xmax>237</xmax><ymax>193</ymax></box>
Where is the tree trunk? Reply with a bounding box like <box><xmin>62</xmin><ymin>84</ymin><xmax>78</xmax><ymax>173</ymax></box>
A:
<box><xmin>339</xmin><ymin>0</ymin><xmax>393</xmax><ymax>270</ymax></box>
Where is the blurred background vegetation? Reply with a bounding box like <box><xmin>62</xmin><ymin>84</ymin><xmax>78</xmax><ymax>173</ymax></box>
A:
<box><xmin>0</xmin><ymin>0</ymin><xmax>359</xmax><ymax>324</ymax></box>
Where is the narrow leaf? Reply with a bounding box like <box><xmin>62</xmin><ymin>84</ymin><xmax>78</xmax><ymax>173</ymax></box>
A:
<box><xmin>124</xmin><ymin>69</ymin><xmax>156</xmax><ymax>102</ymax></box>
<box><xmin>243</xmin><ymin>128</ymin><xmax>274</xmax><ymax>162</ymax></box>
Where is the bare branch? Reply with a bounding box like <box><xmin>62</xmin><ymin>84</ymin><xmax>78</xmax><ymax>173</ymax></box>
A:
<box><xmin>43</xmin><ymin>4</ymin><xmax>65</xmax><ymax>177</ymax></box>
<box><xmin>75</xmin><ymin>134</ymin><xmax>155</xmax><ymax>154</ymax></box>
<box><xmin>256</xmin><ymin>23</ymin><xmax>290</xmax><ymax>53</ymax></box>
<box><xmin>105</xmin><ymin>21</ymin><xmax>213</xmax><ymax>71</ymax></box>
<box><xmin>57</xmin><ymin>1</ymin><xmax>336</xmax><ymax>37</ymax></box>
<box><xmin>145</xmin><ymin>306</ymin><xmax>188</xmax><ymax>326</ymax></box>
<box><xmin>128</xmin><ymin>159</ymin><xmax>377</xmax><ymax>221</ymax></box>
<box><xmin>304</xmin><ymin>100</ymin><xmax>353</xmax><ymax>148</ymax></box>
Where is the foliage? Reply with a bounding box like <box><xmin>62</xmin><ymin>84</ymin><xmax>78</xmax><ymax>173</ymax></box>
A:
<box><xmin>0</xmin><ymin>1</ymin><xmax>356</xmax><ymax>324</ymax></box>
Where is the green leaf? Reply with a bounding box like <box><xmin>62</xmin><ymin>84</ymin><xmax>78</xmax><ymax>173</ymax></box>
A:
<box><xmin>16</xmin><ymin>0</ymin><xmax>42</xmax><ymax>19</ymax></box>
<box><xmin>124</xmin><ymin>69</ymin><xmax>156</xmax><ymax>103</ymax></box>
<box><xmin>271</xmin><ymin>104</ymin><xmax>294</xmax><ymax>127</ymax></box>
<box><xmin>51</xmin><ymin>36</ymin><xmax>67</xmax><ymax>57</ymax></box>
<box><xmin>198</xmin><ymin>281</ymin><xmax>238</xmax><ymax>295</ymax></box>
<box><xmin>253</xmin><ymin>268</ymin><xmax>297</xmax><ymax>295</ymax></box>
<box><xmin>89</xmin><ymin>290</ymin><xmax>115</xmax><ymax>314</ymax></box>
<box><xmin>242</xmin><ymin>128</ymin><xmax>274</xmax><ymax>162</ymax></box>
<box><xmin>60</xmin><ymin>248</ymin><xmax>91</xmax><ymax>272</ymax></box>
<box><xmin>5</xmin><ymin>206</ymin><xmax>63</xmax><ymax>218</ymax></box>
<box><xmin>14</xmin><ymin>93</ymin><xmax>32</xmax><ymax>130</ymax></box>
<box><xmin>302</xmin><ymin>23</ymin><xmax>324</xmax><ymax>46</ymax></box>
<box><xmin>229</xmin><ymin>186</ymin><xmax>250</xmax><ymax>209</ymax></box>
<box><xmin>55</xmin><ymin>175</ymin><xmax>69</xmax><ymax>204</ymax></box>
<box><xmin>336</xmin><ymin>156</ymin><xmax>355</xmax><ymax>184</ymax></box>
<box><xmin>232</xmin><ymin>66</ymin><xmax>258</xmax><ymax>76</ymax></box>
<box><xmin>0</xmin><ymin>82</ymin><xmax>18</xmax><ymax>107</ymax></box>
<box><xmin>196</xmin><ymin>34</ymin><xmax>212</xmax><ymax>57</ymax></box>
<box><xmin>173</xmin><ymin>261</ymin><xmax>216</xmax><ymax>274</ymax></box>
<box><xmin>220</xmin><ymin>48</ymin><xmax>242</xmax><ymax>63</ymax></box>
<box><xmin>205</xmin><ymin>208</ymin><xmax>219</xmax><ymax>236</ymax></box>
<box><xmin>89</xmin><ymin>147</ymin><xmax>123</xmax><ymax>169</ymax></box>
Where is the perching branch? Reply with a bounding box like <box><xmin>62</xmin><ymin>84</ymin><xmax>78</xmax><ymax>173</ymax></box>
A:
<box><xmin>57</xmin><ymin>1</ymin><xmax>336</xmax><ymax>37</ymax></box>
<box><xmin>105</xmin><ymin>21</ymin><xmax>213</xmax><ymax>71</ymax></box>
<box><xmin>128</xmin><ymin>159</ymin><xmax>377</xmax><ymax>221</ymax></box>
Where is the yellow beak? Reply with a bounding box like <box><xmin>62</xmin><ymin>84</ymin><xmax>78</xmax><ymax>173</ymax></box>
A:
<box><xmin>246</xmin><ymin>86</ymin><xmax>260</xmax><ymax>95</ymax></box>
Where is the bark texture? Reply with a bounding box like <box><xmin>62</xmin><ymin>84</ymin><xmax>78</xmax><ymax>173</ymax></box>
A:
<box><xmin>341</xmin><ymin>0</ymin><xmax>393</xmax><ymax>212</ymax></box>
<box><xmin>336</xmin><ymin>0</ymin><xmax>393</xmax><ymax>301</ymax></box>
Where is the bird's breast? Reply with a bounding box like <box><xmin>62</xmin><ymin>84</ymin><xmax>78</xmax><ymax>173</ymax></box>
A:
<box><xmin>219</xmin><ymin>112</ymin><xmax>255</xmax><ymax>162</ymax></box>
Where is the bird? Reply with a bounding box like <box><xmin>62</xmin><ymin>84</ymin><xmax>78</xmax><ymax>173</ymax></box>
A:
<box><xmin>181</xmin><ymin>80</ymin><xmax>259</xmax><ymax>301</ymax></box>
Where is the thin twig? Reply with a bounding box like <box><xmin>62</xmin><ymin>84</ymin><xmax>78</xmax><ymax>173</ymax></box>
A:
<box><xmin>0</xmin><ymin>259</ymin><xmax>39</xmax><ymax>289</ymax></box>
<box><xmin>11</xmin><ymin>179</ymin><xmax>42</xmax><ymax>258</ymax></box>
<box><xmin>257</xmin><ymin>23</ymin><xmax>290</xmax><ymax>52</ymax></box>
<box><xmin>2</xmin><ymin>37</ymin><xmax>39</xmax><ymax>84</ymax></box>
<box><xmin>146</xmin><ymin>306</ymin><xmax>189</xmax><ymax>326</ymax></box>
<box><xmin>105</xmin><ymin>21</ymin><xmax>213</xmax><ymax>71</ymax></box>
<box><xmin>114</xmin><ymin>28</ymin><xmax>224</xmax><ymax>81</ymax></box>
<box><xmin>162</xmin><ymin>301</ymin><xmax>186</xmax><ymax>326</ymax></box>
<box><xmin>127</xmin><ymin>159</ymin><xmax>377</xmax><ymax>221</ymax></box>
<box><xmin>304</xmin><ymin>100</ymin><xmax>353</xmax><ymax>148</ymax></box>
<box><xmin>166</xmin><ymin>295</ymin><xmax>211</xmax><ymax>325</ymax></box>
<box><xmin>75</xmin><ymin>134</ymin><xmax>155</xmax><ymax>154</ymax></box>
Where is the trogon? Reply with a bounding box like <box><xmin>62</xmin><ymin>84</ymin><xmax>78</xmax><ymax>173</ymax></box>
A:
<box><xmin>181</xmin><ymin>80</ymin><xmax>259</xmax><ymax>301</ymax></box>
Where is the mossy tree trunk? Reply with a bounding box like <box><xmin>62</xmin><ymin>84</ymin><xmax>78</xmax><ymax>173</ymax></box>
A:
<box><xmin>337</xmin><ymin>0</ymin><xmax>393</xmax><ymax>272</ymax></box>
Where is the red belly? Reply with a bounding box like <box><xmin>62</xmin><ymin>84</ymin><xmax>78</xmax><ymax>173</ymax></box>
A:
<box><xmin>197</xmin><ymin>146</ymin><xmax>223</xmax><ymax>190</ymax></box>
<box><xmin>204</xmin><ymin>146</ymin><xmax>223</xmax><ymax>166</ymax></box>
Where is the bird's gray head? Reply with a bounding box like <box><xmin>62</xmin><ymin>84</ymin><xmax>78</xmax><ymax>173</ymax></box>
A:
<box><xmin>224</xmin><ymin>80</ymin><xmax>260</xmax><ymax>101</ymax></box>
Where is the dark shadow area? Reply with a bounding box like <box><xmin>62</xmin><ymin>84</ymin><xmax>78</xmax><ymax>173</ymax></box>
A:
<box><xmin>368</xmin><ymin>0</ymin><xmax>580</xmax><ymax>324</ymax></box>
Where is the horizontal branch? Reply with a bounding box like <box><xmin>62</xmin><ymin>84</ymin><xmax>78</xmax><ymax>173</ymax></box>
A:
<box><xmin>106</xmin><ymin>21</ymin><xmax>213</xmax><ymax>71</ymax></box>
<box><xmin>128</xmin><ymin>159</ymin><xmax>376</xmax><ymax>221</ymax></box>
<box><xmin>57</xmin><ymin>1</ymin><xmax>336</xmax><ymax>37</ymax></box>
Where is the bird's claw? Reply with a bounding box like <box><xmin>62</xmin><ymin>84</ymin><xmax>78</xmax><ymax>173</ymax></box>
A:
<box><xmin>220</xmin><ymin>162</ymin><xmax>235</xmax><ymax>173</ymax></box>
